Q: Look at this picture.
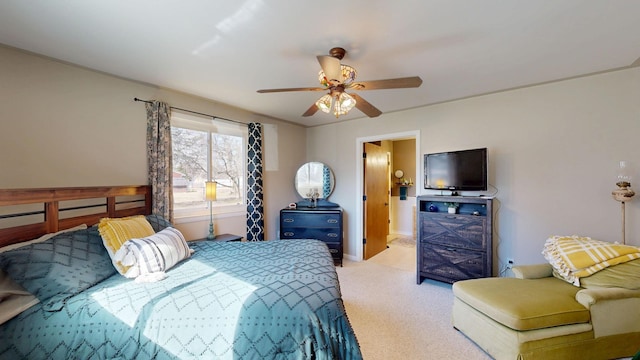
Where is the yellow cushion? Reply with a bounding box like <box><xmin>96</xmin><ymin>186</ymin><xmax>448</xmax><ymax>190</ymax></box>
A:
<box><xmin>98</xmin><ymin>216</ymin><xmax>155</xmax><ymax>274</ymax></box>
<box><xmin>453</xmin><ymin>277</ymin><xmax>590</xmax><ymax>331</ymax></box>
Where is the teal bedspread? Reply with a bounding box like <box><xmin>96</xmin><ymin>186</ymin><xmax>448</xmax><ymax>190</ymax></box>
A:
<box><xmin>0</xmin><ymin>239</ymin><xmax>362</xmax><ymax>359</ymax></box>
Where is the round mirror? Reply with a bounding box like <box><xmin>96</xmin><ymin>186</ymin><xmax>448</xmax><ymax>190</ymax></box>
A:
<box><xmin>295</xmin><ymin>162</ymin><xmax>335</xmax><ymax>199</ymax></box>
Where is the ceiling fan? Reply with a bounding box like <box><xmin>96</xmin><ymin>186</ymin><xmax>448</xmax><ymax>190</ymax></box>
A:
<box><xmin>257</xmin><ymin>47</ymin><xmax>423</xmax><ymax>118</ymax></box>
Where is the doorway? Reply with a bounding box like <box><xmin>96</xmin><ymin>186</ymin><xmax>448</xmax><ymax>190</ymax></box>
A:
<box><xmin>355</xmin><ymin>130</ymin><xmax>420</xmax><ymax>261</ymax></box>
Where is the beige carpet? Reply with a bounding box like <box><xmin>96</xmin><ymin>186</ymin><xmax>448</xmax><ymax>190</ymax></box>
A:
<box><xmin>336</xmin><ymin>238</ymin><xmax>491</xmax><ymax>360</ymax></box>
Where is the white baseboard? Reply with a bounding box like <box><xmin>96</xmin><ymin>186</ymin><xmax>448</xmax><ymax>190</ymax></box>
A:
<box><xmin>343</xmin><ymin>253</ymin><xmax>361</xmax><ymax>262</ymax></box>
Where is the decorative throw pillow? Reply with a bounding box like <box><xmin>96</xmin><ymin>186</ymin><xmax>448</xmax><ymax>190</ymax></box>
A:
<box><xmin>113</xmin><ymin>227</ymin><xmax>192</xmax><ymax>281</ymax></box>
<box><xmin>98</xmin><ymin>215</ymin><xmax>156</xmax><ymax>274</ymax></box>
<box><xmin>0</xmin><ymin>269</ymin><xmax>40</xmax><ymax>324</ymax></box>
<box><xmin>0</xmin><ymin>227</ymin><xmax>116</xmax><ymax>312</ymax></box>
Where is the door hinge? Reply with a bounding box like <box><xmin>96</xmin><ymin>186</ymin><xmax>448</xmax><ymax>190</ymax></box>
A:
<box><xmin>362</xmin><ymin>195</ymin><xmax>367</xmax><ymax>201</ymax></box>
<box><xmin>363</xmin><ymin>152</ymin><xmax>367</xmax><ymax>158</ymax></box>
<box><xmin>363</xmin><ymin>238</ymin><xmax>367</xmax><ymax>244</ymax></box>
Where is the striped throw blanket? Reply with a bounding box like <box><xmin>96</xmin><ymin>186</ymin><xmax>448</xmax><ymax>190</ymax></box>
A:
<box><xmin>542</xmin><ymin>235</ymin><xmax>640</xmax><ymax>286</ymax></box>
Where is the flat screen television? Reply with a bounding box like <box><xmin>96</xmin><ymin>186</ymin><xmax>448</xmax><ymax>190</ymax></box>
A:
<box><xmin>424</xmin><ymin>147</ymin><xmax>487</xmax><ymax>192</ymax></box>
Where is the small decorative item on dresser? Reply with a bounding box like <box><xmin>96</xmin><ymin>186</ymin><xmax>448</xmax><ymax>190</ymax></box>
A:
<box><xmin>444</xmin><ymin>202</ymin><xmax>459</xmax><ymax>214</ymax></box>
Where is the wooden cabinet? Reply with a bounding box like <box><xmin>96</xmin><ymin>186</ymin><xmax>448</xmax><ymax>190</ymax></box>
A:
<box><xmin>417</xmin><ymin>196</ymin><xmax>493</xmax><ymax>284</ymax></box>
<box><xmin>280</xmin><ymin>208</ymin><xmax>343</xmax><ymax>266</ymax></box>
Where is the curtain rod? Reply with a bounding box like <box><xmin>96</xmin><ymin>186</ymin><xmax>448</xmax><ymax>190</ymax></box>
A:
<box><xmin>133</xmin><ymin>97</ymin><xmax>247</xmax><ymax>126</ymax></box>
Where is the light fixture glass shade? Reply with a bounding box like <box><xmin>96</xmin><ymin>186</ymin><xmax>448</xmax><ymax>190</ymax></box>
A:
<box><xmin>339</xmin><ymin>65</ymin><xmax>357</xmax><ymax>85</ymax></box>
<box><xmin>617</xmin><ymin>160</ymin><xmax>633</xmax><ymax>187</ymax></box>
<box><xmin>318</xmin><ymin>65</ymin><xmax>357</xmax><ymax>87</ymax></box>
<box><xmin>316</xmin><ymin>94</ymin><xmax>333</xmax><ymax>113</ymax></box>
<box><xmin>205</xmin><ymin>181</ymin><xmax>217</xmax><ymax>201</ymax></box>
<box><xmin>333</xmin><ymin>92</ymin><xmax>356</xmax><ymax>117</ymax></box>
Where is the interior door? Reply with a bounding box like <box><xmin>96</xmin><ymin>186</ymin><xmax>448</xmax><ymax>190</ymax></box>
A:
<box><xmin>364</xmin><ymin>142</ymin><xmax>390</xmax><ymax>259</ymax></box>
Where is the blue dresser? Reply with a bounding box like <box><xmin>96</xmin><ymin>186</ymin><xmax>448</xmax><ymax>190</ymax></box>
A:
<box><xmin>280</xmin><ymin>207</ymin><xmax>343</xmax><ymax>266</ymax></box>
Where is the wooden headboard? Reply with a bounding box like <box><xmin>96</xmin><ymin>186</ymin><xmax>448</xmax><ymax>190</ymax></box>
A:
<box><xmin>0</xmin><ymin>185</ymin><xmax>151</xmax><ymax>248</ymax></box>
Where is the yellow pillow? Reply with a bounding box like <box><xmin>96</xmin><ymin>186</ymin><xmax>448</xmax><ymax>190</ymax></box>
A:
<box><xmin>98</xmin><ymin>215</ymin><xmax>155</xmax><ymax>274</ymax></box>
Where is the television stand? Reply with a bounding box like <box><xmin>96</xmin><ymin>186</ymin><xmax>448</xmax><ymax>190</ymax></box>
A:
<box><xmin>416</xmin><ymin>195</ymin><xmax>493</xmax><ymax>284</ymax></box>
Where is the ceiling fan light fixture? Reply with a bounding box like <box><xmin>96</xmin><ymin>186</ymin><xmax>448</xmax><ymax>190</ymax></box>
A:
<box><xmin>333</xmin><ymin>92</ymin><xmax>356</xmax><ymax>117</ymax></box>
<box><xmin>316</xmin><ymin>94</ymin><xmax>333</xmax><ymax>113</ymax></box>
<box><xmin>257</xmin><ymin>47</ymin><xmax>420</xmax><ymax>119</ymax></box>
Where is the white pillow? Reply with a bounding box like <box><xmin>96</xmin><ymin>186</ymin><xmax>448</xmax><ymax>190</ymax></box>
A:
<box><xmin>113</xmin><ymin>227</ymin><xmax>192</xmax><ymax>281</ymax></box>
<box><xmin>0</xmin><ymin>270</ymin><xmax>39</xmax><ymax>324</ymax></box>
<box><xmin>0</xmin><ymin>224</ymin><xmax>87</xmax><ymax>253</ymax></box>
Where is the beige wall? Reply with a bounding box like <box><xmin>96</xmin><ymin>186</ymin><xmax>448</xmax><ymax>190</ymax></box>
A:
<box><xmin>4</xmin><ymin>43</ymin><xmax>639</xmax><ymax>269</ymax></box>
<box><xmin>391</xmin><ymin>139</ymin><xmax>416</xmax><ymax>197</ymax></box>
<box><xmin>308</xmin><ymin>67</ymin><xmax>640</xmax><ymax>271</ymax></box>
<box><xmin>0</xmin><ymin>45</ymin><xmax>307</xmax><ymax>241</ymax></box>
<box><xmin>390</xmin><ymin>139</ymin><xmax>416</xmax><ymax>235</ymax></box>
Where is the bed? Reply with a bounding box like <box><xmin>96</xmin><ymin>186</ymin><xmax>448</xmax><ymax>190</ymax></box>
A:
<box><xmin>0</xmin><ymin>186</ymin><xmax>362</xmax><ymax>359</ymax></box>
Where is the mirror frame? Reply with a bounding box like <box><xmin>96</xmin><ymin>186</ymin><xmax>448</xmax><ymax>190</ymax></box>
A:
<box><xmin>294</xmin><ymin>161</ymin><xmax>335</xmax><ymax>200</ymax></box>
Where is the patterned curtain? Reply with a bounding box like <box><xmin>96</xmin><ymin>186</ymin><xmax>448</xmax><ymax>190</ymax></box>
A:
<box><xmin>246</xmin><ymin>123</ymin><xmax>264</xmax><ymax>241</ymax></box>
<box><xmin>145</xmin><ymin>101</ymin><xmax>173</xmax><ymax>222</ymax></box>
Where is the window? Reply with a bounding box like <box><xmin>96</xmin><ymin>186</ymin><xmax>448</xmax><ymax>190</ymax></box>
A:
<box><xmin>171</xmin><ymin>110</ymin><xmax>247</xmax><ymax>218</ymax></box>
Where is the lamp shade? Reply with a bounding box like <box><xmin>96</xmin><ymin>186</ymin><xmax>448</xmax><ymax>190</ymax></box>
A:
<box><xmin>316</xmin><ymin>94</ymin><xmax>333</xmax><ymax>113</ymax></box>
<box><xmin>617</xmin><ymin>160</ymin><xmax>633</xmax><ymax>187</ymax></box>
<box><xmin>205</xmin><ymin>181</ymin><xmax>217</xmax><ymax>201</ymax></box>
<box><xmin>334</xmin><ymin>92</ymin><xmax>356</xmax><ymax>116</ymax></box>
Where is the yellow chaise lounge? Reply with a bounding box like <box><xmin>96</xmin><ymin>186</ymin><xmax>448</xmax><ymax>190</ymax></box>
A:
<box><xmin>452</xmin><ymin>236</ymin><xmax>640</xmax><ymax>359</ymax></box>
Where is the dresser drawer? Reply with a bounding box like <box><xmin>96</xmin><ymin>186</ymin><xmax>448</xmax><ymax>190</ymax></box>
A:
<box><xmin>420</xmin><ymin>243</ymin><xmax>486</xmax><ymax>282</ymax></box>
<box><xmin>325</xmin><ymin>242</ymin><xmax>342</xmax><ymax>258</ymax></box>
<box><xmin>280</xmin><ymin>227</ymin><xmax>341</xmax><ymax>242</ymax></box>
<box><xmin>419</xmin><ymin>213</ymin><xmax>485</xmax><ymax>250</ymax></box>
<box><xmin>280</xmin><ymin>212</ymin><xmax>341</xmax><ymax>228</ymax></box>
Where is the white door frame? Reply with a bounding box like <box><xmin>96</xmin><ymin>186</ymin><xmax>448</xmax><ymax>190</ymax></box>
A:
<box><xmin>354</xmin><ymin>130</ymin><xmax>421</xmax><ymax>261</ymax></box>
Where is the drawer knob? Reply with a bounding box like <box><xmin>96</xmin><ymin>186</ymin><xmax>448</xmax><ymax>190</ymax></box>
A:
<box><xmin>284</xmin><ymin>232</ymin><xmax>294</xmax><ymax>237</ymax></box>
<box><xmin>327</xmin><ymin>233</ymin><xmax>338</xmax><ymax>238</ymax></box>
<box><xmin>327</xmin><ymin>219</ymin><xmax>338</xmax><ymax>224</ymax></box>
<box><xmin>283</xmin><ymin>218</ymin><xmax>294</xmax><ymax>223</ymax></box>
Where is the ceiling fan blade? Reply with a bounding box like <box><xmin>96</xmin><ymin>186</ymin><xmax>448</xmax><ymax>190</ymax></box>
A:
<box><xmin>257</xmin><ymin>87</ymin><xmax>326</xmax><ymax>93</ymax></box>
<box><xmin>350</xmin><ymin>76</ymin><xmax>423</xmax><ymax>90</ymax></box>
<box><xmin>302</xmin><ymin>103</ymin><xmax>319</xmax><ymax>117</ymax></box>
<box><xmin>317</xmin><ymin>55</ymin><xmax>342</xmax><ymax>83</ymax></box>
<box><xmin>351</xmin><ymin>93</ymin><xmax>382</xmax><ymax>118</ymax></box>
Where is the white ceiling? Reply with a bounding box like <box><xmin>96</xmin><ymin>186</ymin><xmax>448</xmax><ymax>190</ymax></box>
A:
<box><xmin>1</xmin><ymin>1</ymin><xmax>639</xmax><ymax>127</ymax></box>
